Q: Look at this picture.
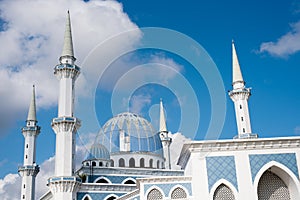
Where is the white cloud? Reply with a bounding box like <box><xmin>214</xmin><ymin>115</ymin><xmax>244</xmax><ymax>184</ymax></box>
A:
<box><xmin>0</xmin><ymin>0</ymin><xmax>140</xmax><ymax>135</ymax></box>
<box><xmin>129</xmin><ymin>94</ymin><xmax>152</xmax><ymax>114</ymax></box>
<box><xmin>259</xmin><ymin>21</ymin><xmax>300</xmax><ymax>57</ymax></box>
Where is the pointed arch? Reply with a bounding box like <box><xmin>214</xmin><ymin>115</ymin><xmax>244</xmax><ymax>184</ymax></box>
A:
<box><xmin>129</xmin><ymin>158</ymin><xmax>135</xmax><ymax>168</ymax></box>
<box><xmin>210</xmin><ymin>179</ymin><xmax>238</xmax><ymax>200</ymax></box>
<box><xmin>146</xmin><ymin>186</ymin><xmax>165</xmax><ymax>200</ymax></box>
<box><xmin>82</xmin><ymin>194</ymin><xmax>92</xmax><ymax>200</ymax></box>
<box><xmin>119</xmin><ymin>158</ymin><xmax>125</xmax><ymax>167</ymax></box>
<box><xmin>254</xmin><ymin>161</ymin><xmax>300</xmax><ymax>200</ymax></box>
<box><xmin>168</xmin><ymin>185</ymin><xmax>189</xmax><ymax>199</ymax></box>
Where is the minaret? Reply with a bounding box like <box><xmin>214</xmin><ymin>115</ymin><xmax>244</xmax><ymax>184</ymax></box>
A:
<box><xmin>229</xmin><ymin>41</ymin><xmax>257</xmax><ymax>139</ymax></box>
<box><xmin>48</xmin><ymin>11</ymin><xmax>81</xmax><ymax>200</ymax></box>
<box><xmin>18</xmin><ymin>85</ymin><xmax>40</xmax><ymax>200</ymax></box>
<box><xmin>159</xmin><ymin>99</ymin><xmax>172</xmax><ymax>169</ymax></box>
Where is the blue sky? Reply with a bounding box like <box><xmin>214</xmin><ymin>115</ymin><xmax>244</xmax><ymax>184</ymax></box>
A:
<box><xmin>1</xmin><ymin>0</ymin><xmax>300</xmax><ymax>195</ymax></box>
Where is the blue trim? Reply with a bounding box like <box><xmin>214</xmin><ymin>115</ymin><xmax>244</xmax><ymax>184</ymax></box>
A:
<box><xmin>55</xmin><ymin>63</ymin><xmax>80</xmax><ymax>71</ymax></box>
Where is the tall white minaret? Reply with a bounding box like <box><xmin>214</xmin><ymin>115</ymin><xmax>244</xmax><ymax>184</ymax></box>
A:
<box><xmin>159</xmin><ymin>99</ymin><xmax>172</xmax><ymax>169</ymax></box>
<box><xmin>18</xmin><ymin>85</ymin><xmax>40</xmax><ymax>200</ymax></box>
<box><xmin>48</xmin><ymin>11</ymin><xmax>81</xmax><ymax>200</ymax></box>
<box><xmin>229</xmin><ymin>41</ymin><xmax>257</xmax><ymax>139</ymax></box>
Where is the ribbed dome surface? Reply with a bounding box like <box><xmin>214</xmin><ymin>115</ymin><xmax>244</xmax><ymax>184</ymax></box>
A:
<box><xmin>86</xmin><ymin>143</ymin><xmax>110</xmax><ymax>160</ymax></box>
<box><xmin>98</xmin><ymin>112</ymin><xmax>163</xmax><ymax>156</ymax></box>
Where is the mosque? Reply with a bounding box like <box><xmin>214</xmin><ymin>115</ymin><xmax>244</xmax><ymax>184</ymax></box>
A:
<box><xmin>18</xmin><ymin>12</ymin><xmax>300</xmax><ymax>200</ymax></box>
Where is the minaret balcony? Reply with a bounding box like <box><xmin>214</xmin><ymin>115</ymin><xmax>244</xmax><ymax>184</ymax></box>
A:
<box><xmin>52</xmin><ymin>116</ymin><xmax>81</xmax><ymax>133</ymax></box>
<box><xmin>47</xmin><ymin>176</ymin><xmax>81</xmax><ymax>193</ymax></box>
<box><xmin>22</xmin><ymin>126</ymin><xmax>41</xmax><ymax>132</ymax></box>
<box><xmin>228</xmin><ymin>87</ymin><xmax>251</xmax><ymax>99</ymax></box>
<box><xmin>18</xmin><ymin>165</ymin><xmax>40</xmax><ymax>176</ymax></box>
<box><xmin>54</xmin><ymin>63</ymin><xmax>80</xmax><ymax>79</ymax></box>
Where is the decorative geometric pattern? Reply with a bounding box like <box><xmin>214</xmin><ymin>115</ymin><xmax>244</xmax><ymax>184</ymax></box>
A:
<box><xmin>144</xmin><ymin>183</ymin><xmax>192</xmax><ymax>196</ymax></box>
<box><xmin>171</xmin><ymin>187</ymin><xmax>187</xmax><ymax>199</ymax></box>
<box><xmin>147</xmin><ymin>189</ymin><xmax>163</xmax><ymax>200</ymax></box>
<box><xmin>249</xmin><ymin>153</ymin><xmax>299</xmax><ymax>182</ymax></box>
<box><xmin>213</xmin><ymin>184</ymin><xmax>235</xmax><ymax>200</ymax></box>
<box><xmin>77</xmin><ymin>192</ymin><xmax>125</xmax><ymax>200</ymax></box>
<box><xmin>257</xmin><ymin>171</ymin><xmax>290</xmax><ymax>200</ymax></box>
<box><xmin>206</xmin><ymin>156</ymin><xmax>238</xmax><ymax>192</ymax></box>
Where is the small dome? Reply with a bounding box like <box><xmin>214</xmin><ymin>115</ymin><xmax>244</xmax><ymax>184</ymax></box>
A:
<box><xmin>86</xmin><ymin>143</ymin><xmax>110</xmax><ymax>160</ymax></box>
<box><xmin>98</xmin><ymin>112</ymin><xmax>163</xmax><ymax>157</ymax></box>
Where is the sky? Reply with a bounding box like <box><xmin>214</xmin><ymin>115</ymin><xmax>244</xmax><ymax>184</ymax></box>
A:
<box><xmin>1</xmin><ymin>0</ymin><xmax>300</xmax><ymax>199</ymax></box>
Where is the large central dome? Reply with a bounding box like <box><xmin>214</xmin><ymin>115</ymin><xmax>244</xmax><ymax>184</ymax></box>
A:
<box><xmin>98</xmin><ymin>112</ymin><xmax>163</xmax><ymax>156</ymax></box>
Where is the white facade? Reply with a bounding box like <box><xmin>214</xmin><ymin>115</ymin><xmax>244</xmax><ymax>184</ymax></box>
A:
<box><xmin>178</xmin><ymin>137</ymin><xmax>300</xmax><ymax>200</ymax></box>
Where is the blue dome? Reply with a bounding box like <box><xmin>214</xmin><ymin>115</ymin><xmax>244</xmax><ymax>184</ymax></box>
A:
<box><xmin>98</xmin><ymin>112</ymin><xmax>163</xmax><ymax>156</ymax></box>
<box><xmin>86</xmin><ymin>143</ymin><xmax>110</xmax><ymax>160</ymax></box>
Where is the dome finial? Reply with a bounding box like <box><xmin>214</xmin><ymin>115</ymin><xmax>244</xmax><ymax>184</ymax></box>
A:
<box><xmin>27</xmin><ymin>85</ymin><xmax>37</xmax><ymax>121</ymax></box>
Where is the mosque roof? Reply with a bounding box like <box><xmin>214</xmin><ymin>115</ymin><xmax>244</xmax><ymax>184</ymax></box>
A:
<box><xmin>86</xmin><ymin>143</ymin><xmax>110</xmax><ymax>160</ymax></box>
<box><xmin>98</xmin><ymin>112</ymin><xmax>163</xmax><ymax>157</ymax></box>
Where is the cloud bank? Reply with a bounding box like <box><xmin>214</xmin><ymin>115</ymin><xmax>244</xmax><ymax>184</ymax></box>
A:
<box><xmin>0</xmin><ymin>0</ymin><xmax>139</xmax><ymax>135</ymax></box>
<box><xmin>259</xmin><ymin>21</ymin><xmax>300</xmax><ymax>57</ymax></box>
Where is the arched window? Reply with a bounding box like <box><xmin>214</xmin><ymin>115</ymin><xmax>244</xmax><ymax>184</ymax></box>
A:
<box><xmin>105</xmin><ymin>195</ymin><xmax>117</xmax><ymax>200</ymax></box>
<box><xmin>96</xmin><ymin>178</ymin><xmax>109</xmax><ymax>184</ymax></box>
<box><xmin>82</xmin><ymin>195</ymin><xmax>91</xmax><ymax>200</ymax></box>
<box><xmin>140</xmin><ymin>158</ymin><xmax>145</xmax><ymax>168</ymax></box>
<box><xmin>149</xmin><ymin>159</ymin><xmax>153</xmax><ymax>168</ymax></box>
<box><xmin>157</xmin><ymin>160</ymin><xmax>160</xmax><ymax>169</ymax></box>
<box><xmin>119</xmin><ymin>158</ymin><xmax>125</xmax><ymax>167</ymax></box>
<box><xmin>86</xmin><ymin>162</ymin><xmax>89</xmax><ymax>166</ymax></box>
<box><xmin>171</xmin><ymin>187</ymin><xmax>187</xmax><ymax>199</ymax></box>
<box><xmin>258</xmin><ymin>170</ymin><xmax>290</xmax><ymax>200</ymax></box>
<box><xmin>147</xmin><ymin>188</ymin><xmax>163</xmax><ymax>200</ymax></box>
<box><xmin>129</xmin><ymin>158</ymin><xmax>135</xmax><ymax>168</ymax></box>
<box><xmin>213</xmin><ymin>184</ymin><xmax>235</xmax><ymax>200</ymax></box>
<box><xmin>99</xmin><ymin>162</ymin><xmax>103</xmax><ymax>167</ymax></box>
<box><xmin>110</xmin><ymin>159</ymin><xmax>114</xmax><ymax>167</ymax></box>
<box><xmin>92</xmin><ymin>161</ymin><xmax>96</xmax><ymax>167</ymax></box>
<box><xmin>124</xmin><ymin>180</ymin><xmax>136</xmax><ymax>184</ymax></box>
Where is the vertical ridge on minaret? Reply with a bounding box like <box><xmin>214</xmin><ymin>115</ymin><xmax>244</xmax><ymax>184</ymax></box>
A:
<box><xmin>61</xmin><ymin>10</ymin><xmax>74</xmax><ymax>59</ymax></box>
<box><xmin>27</xmin><ymin>85</ymin><xmax>37</xmax><ymax>122</ymax></box>
<box><xmin>232</xmin><ymin>40</ymin><xmax>244</xmax><ymax>84</ymax></box>
<box><xmin>159</xmin><ymin>98</ymin><xmax>167</xmax><ymax>133</ymax></box>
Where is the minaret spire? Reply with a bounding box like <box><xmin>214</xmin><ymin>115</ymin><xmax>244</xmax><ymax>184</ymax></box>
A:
<box><xmin>158</xmin><ymin>99</ymin><xmax>172</xmax><ymax>169</ymax></box>
<box><xmin>60</xmin><ymin>10</ymin><xmax>76</xmax><ymax>64</ymax></box>
<box><xmin>159</xmin><ymin>98</ymin><xmax>167</xmax><ymax>133</ymax></box>
<box><xmin>19</xmin><ymin>86</ymin><xmax>41</xmax><ymax>200</ymax></box>
<box><xmin>48</xmin><ymin>11</ymin><xmax>81</xmax><ymax>200</ymax></box>
<box><xmin>232</xmin><ymin>40</ymin><xmax>244</xmax><ymax>85</ymax></box>
<box><xmin>27</xmin><ymin>85</ymin><xmax>36</xmax><ymax>122</ymax></box>
<box><xmin>228</xmin><ymin>41</ymin><xmax>257</xmax><ymax>139</ymax></box>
